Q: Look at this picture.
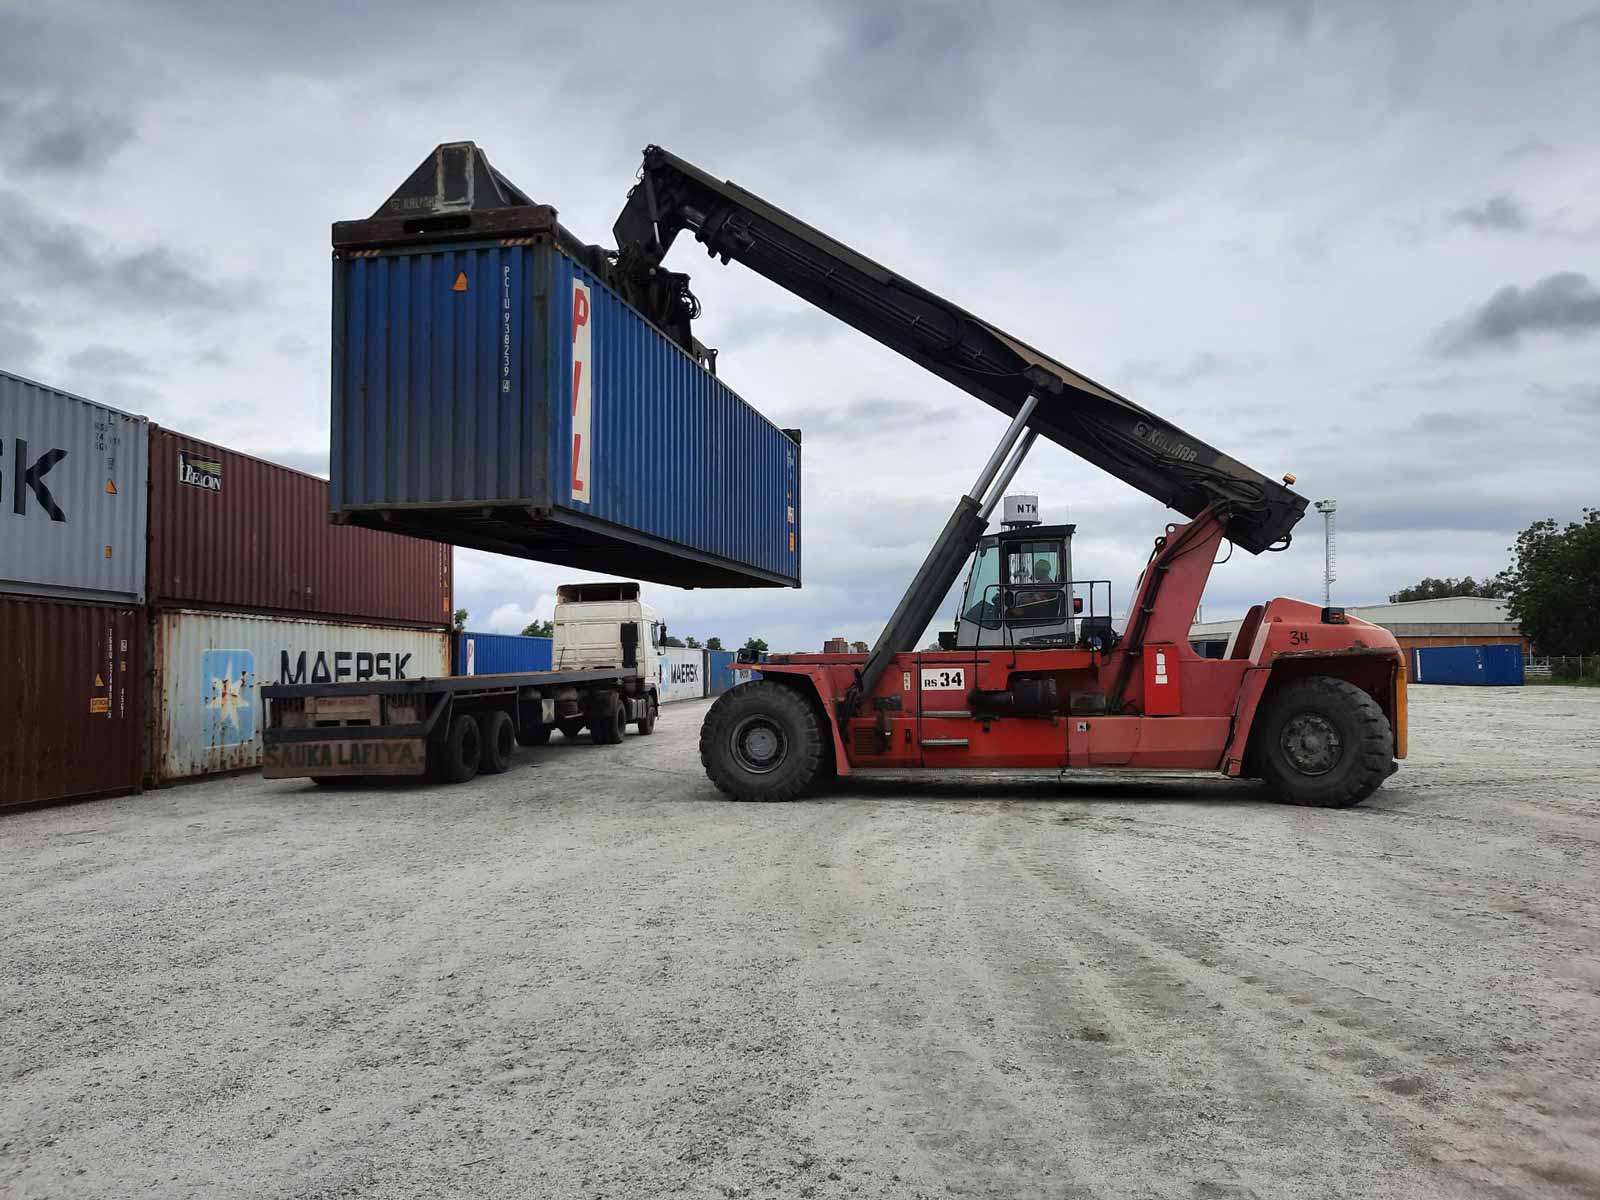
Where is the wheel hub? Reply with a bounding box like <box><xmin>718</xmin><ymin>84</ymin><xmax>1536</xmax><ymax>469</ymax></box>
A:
<box><xmin>1280</xmin><ymin>712</ymin><xmax>1342</xmax><ymax>776</ymax></box>
<box><xmin>731</xmin><ymin>715</ymin><xmax>788</xmax><ymax>774</ymax></box>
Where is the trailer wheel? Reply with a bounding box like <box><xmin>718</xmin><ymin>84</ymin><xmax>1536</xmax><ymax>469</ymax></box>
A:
<box><xmin>1256</xmin><ymin>675</ymin><xmax>1393</xmax><ymax>808</ymax></box>
<box><xmin>592</xmin><ymin>696</ymin><xmax>629</xmax><ymax>745</ymax></box>
<box><xmin>559</xmin><ymin>720</ymin><xmax>587</xmax><ymax>741</ymax></box>
<box><xmin>517</xmin><ymin>723</ymin><xmax>552</xmax><ymax>747</ymax></box>
<box><xmin>433</xmin><ymin>714</ymin><xmax>482</xmax><ymax>784</ymax></box>
<box><xmin>636</xmin><ymin>694</ymin><xmax>658</xmax><ymax>735</ymax></box>
<box><xmin>476</xmin><ymin>710</ymin><xmax>516</xmax><ymax>774</ymax></box>
<box><xmin>700</xmin><ymin>681</ymin><xmax>823</xmax><ymax>802</ymax></box>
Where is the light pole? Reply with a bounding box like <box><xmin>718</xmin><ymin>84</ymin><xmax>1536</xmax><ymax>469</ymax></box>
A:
<box><xmin>1314</xmin><ymin>500</ymin><xmax>1337</xmax><ymax>606</ymax></box>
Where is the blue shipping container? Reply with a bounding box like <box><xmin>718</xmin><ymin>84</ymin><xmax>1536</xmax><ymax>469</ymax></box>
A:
<box><xmin>1411</xmin><ymin>644</ymin><xmax>1524</xmax><ymax>686</ymax></box>
<box><xmin>454</xmin><ymin>632</ymin><xmax>553</xmax><ymax>676</ymax></box>
<box><xmin>330</xmin><ymin>227</ymin><xmax>800</xmax><ymax>589</ymax></box>
<box><xmin>707</xmin><ymin>649</ymin><xmax>737</xmax><ymax>696</ymax></box>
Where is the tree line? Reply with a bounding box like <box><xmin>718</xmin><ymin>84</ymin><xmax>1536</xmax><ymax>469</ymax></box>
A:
<box><xmin>1390</xmin><ymin>508</ymin><xmax>1598</xmax><ymax>654</ymax></box>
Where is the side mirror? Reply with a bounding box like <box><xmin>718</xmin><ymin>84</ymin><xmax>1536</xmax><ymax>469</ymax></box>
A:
<box><xmin>937</xmin><ymin>630</ymin><xmax>958</xmax><ymax>650</ymax></box>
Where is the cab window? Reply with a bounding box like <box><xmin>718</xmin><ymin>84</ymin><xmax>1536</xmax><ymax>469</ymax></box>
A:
<box><xmin>1007</xmin><ymin>541</ymin><xmax>1061</xmax><ymax>586</ymax></box>
<box><xmin>962</xmin><ymin>544</ymin><xmax>1000</xmax><ymax>622</ymax></box>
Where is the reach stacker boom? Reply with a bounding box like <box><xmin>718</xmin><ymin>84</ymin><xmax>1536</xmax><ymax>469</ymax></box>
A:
<box><xmin>612</xmin><ymin>147</ymin><xmax>1406</xmax><ymax>807</ymax></box>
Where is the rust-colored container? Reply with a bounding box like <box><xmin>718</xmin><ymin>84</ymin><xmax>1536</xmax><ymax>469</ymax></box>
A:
<box><xmin>0</xmin><ymin>596</ymin><xmax>144</xmax><ymax>809</ymax></box>
<box><xmin>147</xmin><ymin>428</ymin><xmax>452</xmax><ymax>628</ymax></box>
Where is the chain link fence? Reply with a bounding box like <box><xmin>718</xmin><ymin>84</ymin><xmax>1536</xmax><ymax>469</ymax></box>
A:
<box><xmin>1527</xmin><ymin>656</ymin><xmax>1600</xmax><ymax>681</ymax></box>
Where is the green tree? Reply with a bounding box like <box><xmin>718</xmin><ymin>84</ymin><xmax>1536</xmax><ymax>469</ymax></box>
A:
<box><xmin>705</xmin><ymin>636</ymin><xmax>723</xmax><ymax>651</ymax></box>
<box><xmin>1388</xmin><ymin>576</ymin><xmax>1508</xmax><ymax>604</ymax></box>
<box><xmin>453</xmin><ymin>608</ymin><xmax>469</xmax><ymax>632</ymax></box>
<box><xmin>662</xmin><ymin>634</ymin><xmax>686</xmax><ymax>648</ymax></box>
<box><xmin>1500</xmin><ymin>509</ymin><xmax>1600</xmax><ymax>654</ymax></box>
<box><xmin>742</xmin><ymin>636</ymin><xmax>769</xmax><ymax>655</ymax></box>
<box><xmin>520</xmin><ymin>619</ymin><xmax>554</xmax><ymax>638</ymax></box>
<box><xmin>685</xmin><ymin>636</ymin><xmax>702</xmax><ymax>649</ymax></box>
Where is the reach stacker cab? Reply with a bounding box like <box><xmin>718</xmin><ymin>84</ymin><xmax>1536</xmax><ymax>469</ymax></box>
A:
<box><xmin>601</xmin><ymin>146</ymin><xmax>1406</xmax><ymax>808</ymax></box>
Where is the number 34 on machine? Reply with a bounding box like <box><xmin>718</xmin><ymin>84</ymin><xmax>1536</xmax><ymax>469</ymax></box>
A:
<box><xmin>920</xmin><ymin>667</ymin><xmax>967</xmax><ymax>691</ymax></box>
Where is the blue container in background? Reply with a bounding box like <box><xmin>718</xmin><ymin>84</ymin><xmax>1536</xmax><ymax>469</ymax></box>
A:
<box><xmin>707</xmin><ymin>649</ymin><xmax>737</xmax><ymax>696</ymax></box>
<box><xmin>454</xmin><ymin>632</ymin><xmax>554</xmax><ymax>677</ymax></box>
<box><xmin>1411</xmin><ymin>644</ymin><xmax>1524</xmax><ymax>686</ymax></box>
<box><xmin>330</xmin><ymin>227</ymin><xmax>800</xmax><ymax>590</ymax></box>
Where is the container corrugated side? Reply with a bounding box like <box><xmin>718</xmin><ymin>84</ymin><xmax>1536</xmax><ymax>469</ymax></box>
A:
<box><xmin>148</xmin><ymin>427</ymin><xmax>452</xmax><ymax>627</ymax></box>
<box><xmin>1411</xmin><ymin>643</ymin><xmax>1524</xmax><ymax>686</ymax></box>
<box><xmin>331</xmin><ymin>238</ymin><xmax>800</xmax><ymax>589</ymax></box>
<box><xmin>0</xmin><ymin>370</ymin><xmax>148</xmax><ymax>603</ymax></box>
<box><xmin>548</xmin><ymin>252</ymin><xmax>800</xmax><ymax>585</ymax></box>
<box><xmin>151</xmin><ymin>610</ymin><xmax>449</xmax><ymax>782</ymax></box>
<box><xmin>455</xmin><ymin>632</ymin><xmax>553</xmax><ymax>676</ymax></box>
<box><xmin>707</xmin><ymin>649</ymin><xmax>736</xmax><ymax>696</ymax></box>
<box><xmin>0</xmin><ymin>596</ymin><xmax>143</xmax><ymax>808</ymax></box>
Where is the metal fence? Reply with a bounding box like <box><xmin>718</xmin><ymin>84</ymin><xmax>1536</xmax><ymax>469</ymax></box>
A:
<box><xmin>1526</xmin><ymin>656</ymin><xmax>1600</xmax><ymax>680</ymax></box>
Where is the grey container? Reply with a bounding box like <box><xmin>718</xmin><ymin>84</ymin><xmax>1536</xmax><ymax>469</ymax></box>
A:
<box><xmin>1</xmin><ymin>370</ymin><xmax>149</xmax><ymax>604</ymax></box>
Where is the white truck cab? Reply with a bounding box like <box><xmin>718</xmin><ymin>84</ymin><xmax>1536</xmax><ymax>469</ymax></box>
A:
<box><xmin>553</xmin><ymin>583</ymin><xmax>664</xmax><ymax>697</ymax></box>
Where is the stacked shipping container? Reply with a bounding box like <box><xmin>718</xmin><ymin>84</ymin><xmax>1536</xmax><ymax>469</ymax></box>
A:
<box><xmin>1</xmin><ymin>373</ymin><xmax>149</xmax><ymax>807</ymax></box>
<box><xmin>1</xmin><ymin>368</ymin><xmax>453</xmax><ymax>807</ymax></box>
<box><xmin>143</xmin><ymin>431</ymin><xmax>452</xmax><ymax>783</ymax></box>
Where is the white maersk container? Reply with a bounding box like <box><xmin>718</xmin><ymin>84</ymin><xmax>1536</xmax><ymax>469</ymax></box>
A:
<box><xmin>659</xmin><ymin>646</ymin><xmax>707</xmax><ymax>704</ymax></box>
<box><xmin>152</xmin><ymin>610</ymin><xmax>449</xmax><ymax>782</ymax></box>
<box><xmin>0</xmin><ymin>370</ymin><xmax>149</xmax><ymax>603</ymax></box>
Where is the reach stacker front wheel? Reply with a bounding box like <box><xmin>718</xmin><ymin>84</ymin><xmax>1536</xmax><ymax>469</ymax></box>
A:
<box><xmin>700</xmin><ymin>681</ymin><xmax>825</xmax><ymax>802</ymax></box>
<box><xmin>1255</xmin><ymin>675</ymin><xmax>1394</xmax><ymax>808</ymax></box>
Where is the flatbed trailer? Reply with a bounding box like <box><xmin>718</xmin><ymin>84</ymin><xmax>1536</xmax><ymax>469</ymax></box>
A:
<box><xmin>261</xmin><ymin>665</ymin><xmax>656</xmax><ymax>784</ymax></box>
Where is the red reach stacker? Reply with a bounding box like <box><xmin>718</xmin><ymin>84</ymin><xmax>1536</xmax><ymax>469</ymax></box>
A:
<box><xmin>607</xmin><ymin>148</ymin><xmax>1406</xmax><ymax>807</ymax></box>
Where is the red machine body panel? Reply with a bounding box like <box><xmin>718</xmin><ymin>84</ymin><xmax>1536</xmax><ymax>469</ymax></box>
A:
<box><xmin>752</xmin><ymin>511</ymin><xmax>1407</xmax><ymax>779</ymax></box>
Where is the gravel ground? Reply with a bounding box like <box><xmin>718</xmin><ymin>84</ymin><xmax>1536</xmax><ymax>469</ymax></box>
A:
<box><xmin>3</xmin><ymin>685</ymin><xmax>1598</xmax><ymax>1199</ymax></box>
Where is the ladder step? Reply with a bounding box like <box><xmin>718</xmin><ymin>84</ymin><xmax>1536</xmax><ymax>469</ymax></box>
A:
<box><xmin>921</xmin><ymin>738</ymin><xmax>970</xmax><ymax>748</ymax></box>
<box><xmin>921</xmin><ymin>709</ymin><xmax>971</xmax><ymax>719</ymax></box>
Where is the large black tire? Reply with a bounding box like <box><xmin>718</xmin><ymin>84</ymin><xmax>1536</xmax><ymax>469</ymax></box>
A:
<box><xmin>591</xmin><ymin>695</ymin><xmax>628</xmax><ymax>745</ymax></box>
<box><xmin>559</xmin><ymin>719</ymin><xmax>587</xmax><ymax>741</ymax></box>
<box><xmin>699</xmin><ymin>681</ymin><xmax>824</xmax><ymax>802</ymax></box>
<box><xmin>516</xmin><ymin>722</ymin><xmax>552</xmax><ymax>747</ymax></box>
<box><xmin>1255</xmin><ymin>676</ymin><xmax>1393</xmax><ymax>808</ymax></box>
<box><xmin>636</xmin><ymin>693</ymin><xmax>658</xmax><ymax>735</ymax></box>
<box><xmin>476</xmin><ymin>709</ymin><xmax>516</xmax><ymax>775</ymax></box>
<box><xmin>433</xmin><ymin>714</ymin><xmax>482</xmax><ymax>784</ymax></box>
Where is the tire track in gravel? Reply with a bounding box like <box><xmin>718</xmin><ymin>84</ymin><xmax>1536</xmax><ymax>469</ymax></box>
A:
<box><xmin>992</xmin><ymin>806</ymin><xmax>1600</xmax><ymax>1199</ymax></box>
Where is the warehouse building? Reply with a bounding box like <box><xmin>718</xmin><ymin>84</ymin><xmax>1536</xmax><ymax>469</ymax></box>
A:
<box><xmin>1189</xmin><ymin>596</ymin><xmax>1526</xmax><ymax>659</ymax></box>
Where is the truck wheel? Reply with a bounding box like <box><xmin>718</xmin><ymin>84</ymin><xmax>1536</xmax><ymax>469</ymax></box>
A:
<box><xmin>517</xmin><ymin>723</ymin><xmax>552</xmax><ymax>747</ymax></box>
<box><xmin>476</xmin><ymin>710</ymin><xmax>516</xmax><ymax>774</ymax></box>
<box><xmin>636</xmin><ymin>695</ymin><xmax>658</xmax><ymax>735</ymax></box>
<box><xmin>433</xmin><ymin>714</ymin><xmax>482</xmax><ymax>784</ymax></box>
<box><xmin>1256</xmin><ymin>676</ymin><xmax>1393</xmax><ymax>808</ymax></box>
<box><xmin>559</xmin><ymin>720</ymin><xmax>586</xmax><ymax>741</ymax></box>
<box><xmin>699</xmin><ymin>681</ymin><xmax>823</xmax><ymax>802</ymax></box>
<box><xmin>592</xmin><ymin>696</ymin><xmax>628</xmax><ymax>745</ymax></box>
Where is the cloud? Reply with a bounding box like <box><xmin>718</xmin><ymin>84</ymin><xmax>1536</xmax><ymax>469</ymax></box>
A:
<box><xmin>1119</xmin><ymin>353</ymin><xmax>1259</xmax><ymax>388</ymax></box>
<box><xmin>0</xmin><ymin>190</ymin><xmax>249</xmax><ymax>317</ymax></box>
<box><xmin>10</xmin><ymin>108</ymin><xmax>136</xmax><ymax>172</ymax></box>
<box><xmin>0</xmin><ymin>297</ymin><xmax>41</xmax><ymax>369</ymax></box>
<box><xmin>1447</xmin><ymin>193</ymin><xmax>1528</xmax><ymax>232</ymax></box>
<box><xmin>1431</xmin><ymin>273</ymin><xmax>1600</xmax><ymax>354</ymax></box>
<box><xmin>65</xmin><ymin>344</ymin><xmax>155</xmax><ymax>376</ymax></box>
<box><xmin>483</xmin><ymin>603</ymin><xmax>543</xmax><ymax>635</ymax></box>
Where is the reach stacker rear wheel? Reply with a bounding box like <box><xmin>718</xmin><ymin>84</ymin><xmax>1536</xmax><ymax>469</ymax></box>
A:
<box><xmin>1255</xmin><ymin>675</ymin><xmax>1393</xmax><ymax>808</ymax></box>
<box><xmin>700</xmin><ymin>681</ymin><xmax>825</xmax><ymax>802</ymax></box>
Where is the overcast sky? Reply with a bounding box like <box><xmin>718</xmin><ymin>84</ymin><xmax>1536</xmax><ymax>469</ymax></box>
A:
<box><xmin>2</xmin><ymin>1</ymin><xmax>1596</xmax><ymax>650</ymax></box>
